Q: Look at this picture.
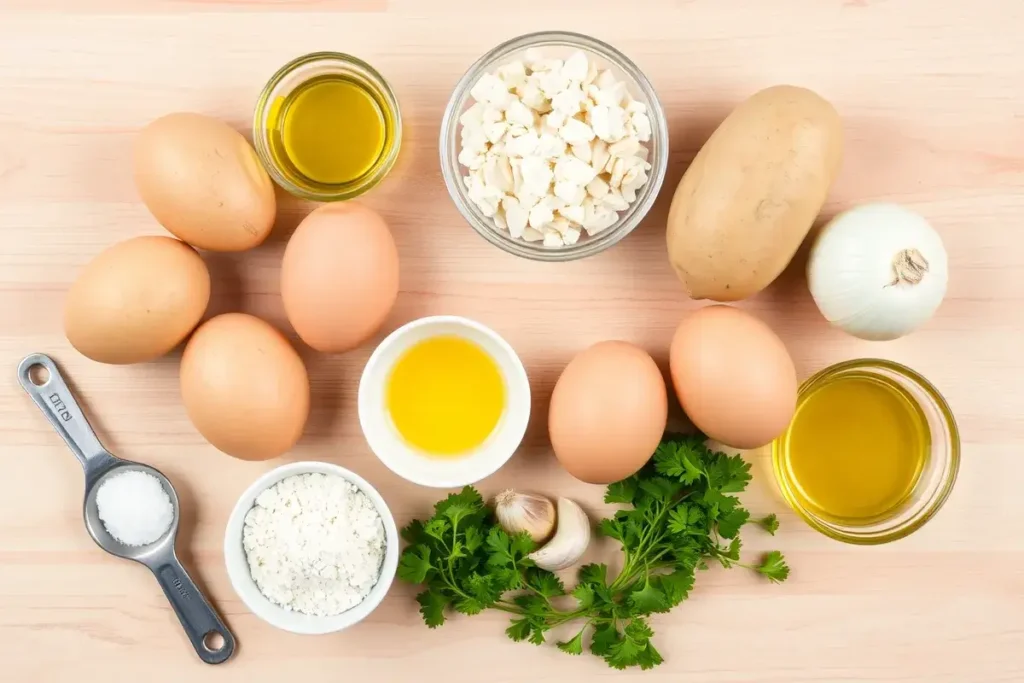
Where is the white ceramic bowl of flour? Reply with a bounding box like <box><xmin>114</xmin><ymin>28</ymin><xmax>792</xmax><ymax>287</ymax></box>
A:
<box><xmin>224</xmin><ymin>461</ymin><xmax>399</xmax><ymax>635</ymax></box>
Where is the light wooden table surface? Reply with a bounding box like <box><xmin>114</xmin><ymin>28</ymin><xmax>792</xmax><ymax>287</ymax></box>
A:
<box><xmin>2</xmin><ymin>1</ymin><xmax>1022</xmax><ymax>681</ymax></box>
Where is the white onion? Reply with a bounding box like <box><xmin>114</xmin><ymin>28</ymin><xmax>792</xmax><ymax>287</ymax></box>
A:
<box><xmin>806</xmin><ymin>203</ymin><xmax>948</xmax><ymax>341</ymax></box>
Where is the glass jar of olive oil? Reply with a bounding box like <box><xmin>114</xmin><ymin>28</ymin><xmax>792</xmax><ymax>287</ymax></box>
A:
<box><xmin>772</xmin><ymin>359</ymin><xmax>959</xmax><ymax>544</ymax></box>
<box><xmin>253</xmin><ymin>52</ymin><xmax>402</xmax><ymax>201</ymax></box>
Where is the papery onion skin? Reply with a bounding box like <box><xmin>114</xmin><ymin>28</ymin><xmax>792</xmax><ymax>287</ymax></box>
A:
<box><xmin>807</xmin><ymin>203</ymin><xmax>948</xmax><ymax>341</ymax></box>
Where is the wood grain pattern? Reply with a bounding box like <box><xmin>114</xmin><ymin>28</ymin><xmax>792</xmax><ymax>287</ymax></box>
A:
<box><xmin>1</xmin><ymin>1</ymin><xmax>1022</xmax><ymax>680</ymax></box>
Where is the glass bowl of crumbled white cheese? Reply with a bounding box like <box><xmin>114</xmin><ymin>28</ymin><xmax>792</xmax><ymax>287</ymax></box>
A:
<box><xmin>440</xmin><ymin>31</ymin><xmax>669</xmax><ymax>261</ymax></box>
<box><xmin>223</xmin><ymin>461</ymin><xmax>399</xmax><ymax>634</ymax></box>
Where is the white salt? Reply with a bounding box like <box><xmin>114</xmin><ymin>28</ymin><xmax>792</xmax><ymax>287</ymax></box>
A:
<box><xmin>95</xmin><ymin>470</ymin><xmax>174</xmax><ymax>546</ymax></box>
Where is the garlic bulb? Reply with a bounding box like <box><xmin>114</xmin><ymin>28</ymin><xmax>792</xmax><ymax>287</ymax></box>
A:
<box><xmin>529</xmin><ymin>497</ymin><xmax>591</xmax><ymax>571</ymax></box>
<box><xmin>807</xmin><ymin>203</ymin><xmax>948</xmax><ymax>341</ymax></box>
<box><xmin>494</xmin><ymin>490</ymin><xmax>556</xmax><ymax>543</ymax></box>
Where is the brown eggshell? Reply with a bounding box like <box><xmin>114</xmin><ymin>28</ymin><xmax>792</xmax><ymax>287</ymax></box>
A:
<box><xmin>64</xmin><ymin>236</ymin><xmax>210</xmax><ymax>364</ymax></box>
<box><xmin>281</xmin><ymin>203</ymin><xmax>399</xmax><ymax>353</ymax></box>
<box><xmin>669</xmin><ymin>305</ymin><xmax>797</xmax><ymax>449</ymax></box>
<box><xmin>180</xmin><ymin>313</ymin><xmax>310</xmax><ymax>461</ymax></box>
<box><xmin>134</xmin><ymin>113</ymin><xmax>276</xmax><ymax>251</ymax></box>
<box><xmin>549</xmin><ymin>341</ymin><xmax>668</xmax><ymax>484</ymax></box>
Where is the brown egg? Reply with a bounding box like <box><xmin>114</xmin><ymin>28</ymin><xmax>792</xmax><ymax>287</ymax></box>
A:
<box><xmin>180</xmin><ymin>313</ymin><xmax>309</xmax><ymax>461</ymax></box>
<box><xmin>669</xmin><ymin>305</ymin><xmax>797</xmax><ymax>449</ymax></box>
<box><xmin>64</xmin><ymin>236</ymin><xmax>210</xmax><ymax>364</ymax></box>
<box><xmin>134</xmin><ymin>113</ymin><xmax>276</xmax><ymax>251</ymax></box>
<box><xmin>549</xmin><ymin>341</ymin><xmax>668</xmax><ymax>484</ymax></box>
<box><xmin>281</xmin><ymin>203</ymin><xmax>399</xmax><ymax>353</ymax></box>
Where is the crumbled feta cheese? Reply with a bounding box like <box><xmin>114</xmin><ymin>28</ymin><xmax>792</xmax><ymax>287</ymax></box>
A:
<box><xmin>520</xmin><ymin>156</ymin><xmax>554</xmax><ymax>195</ymax></box>
<box><xmin>559</xmin><ymin>118</ymin><xmax>595</xmax><ymax>145</ymax></box>
<box><xmin>506</xmin><ymin>99</ymin><xmax>535</xmax><ymax>128</ymax></box>
<box><xmin>586</xmin><ymin>176</ymin><xmax>610</xmax><ymax>199</ymax></box>
<box><xmin>543</xmin><ymin>230</ymin><xmax>563</xmax><ymax>247</ymax></box>
<box><xmin>471</xmin><ymin>73</ymin><xmax>511</xmax><ymax>108</ymax></box>
<box><xmin>456</xmin><ymin>49</ymin><xmax>653</xmax><ymax>247</ymax></box>
<box><xmin>522</xmin><ymin>227</ymin><xmax>545</xmax><ymax>242</ymax></box>
<box><xmin>554</xmin><ymin>155</ymin><xmax>597</xmax><ymax>185</ymax></box>
<box><xmin>537</xmin><ymin>133</ymin><xmax>567</xmax><ymax>160</ymax></box>
<box><xmin>562</xmin><ymin>51</ymin><xmax>590</xmax><ymax>82</ymax></box>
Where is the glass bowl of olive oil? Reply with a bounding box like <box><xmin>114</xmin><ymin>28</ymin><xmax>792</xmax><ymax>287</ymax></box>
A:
<box><xmin>772</xmin><ymin>359</ymin><xmax>959</xmax><ymax>544</ymax></box>
<box><xmin>254</xmin><ymin>52</ymin><xmax>401</xmax><ymax>201</ymax></box>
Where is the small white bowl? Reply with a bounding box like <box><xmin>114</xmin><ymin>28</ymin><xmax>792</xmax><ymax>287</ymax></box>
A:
<box><xmin>224</xmin><ymin>461</ymin><xmax>399</xmax><ymax>635</ymax></box>
<box><xmin>358</xmin><ymin>315</ymin><xmax>531</xmax><ymax>488</ymax></box>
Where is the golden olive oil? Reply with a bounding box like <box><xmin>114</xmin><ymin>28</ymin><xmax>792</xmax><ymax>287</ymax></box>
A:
<box><xmin>775</xmin><ymin>372</ymin><xmax>929</xmax><ymax>524</ymax></box>
<box><xmin>268</xmin><ymin>73</ymin><xmax>392</xmax><ymax>188</ymax></box>
<box><xmin>386</xmin><ymin>336</ymin><xmax>505</xmax><ymax>458</ymax></box>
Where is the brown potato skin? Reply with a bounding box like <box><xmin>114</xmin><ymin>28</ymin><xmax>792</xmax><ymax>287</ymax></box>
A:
<box><xmin>667</xmin><ymin>86</ymin><xmax>843</xmax><ymax>301</ymax></box>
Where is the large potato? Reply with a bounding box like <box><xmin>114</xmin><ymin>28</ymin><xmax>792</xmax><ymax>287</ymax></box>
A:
<box><xmin>667</xmin><ymin>86</ymin><xmax>843</xmax><ymax>301</ymax></box>
<box><xmin>134</xmin><ymin>113</ymin><xmax>276</xmax><ymax>252</ymax></box>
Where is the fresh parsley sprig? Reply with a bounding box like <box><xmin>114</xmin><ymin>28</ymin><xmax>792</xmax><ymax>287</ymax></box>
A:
<box><xmin>397</xmin><ymin>434</ymin><xmax>790</xmax><ymax>670</ymax></box>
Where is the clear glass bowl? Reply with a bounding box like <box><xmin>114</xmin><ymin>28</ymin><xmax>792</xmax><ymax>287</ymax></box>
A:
<box><xmin>253</xmin><ymin>52</ymin><xmax>402</xmax><ymax>201</ymax></box>
<box><xmin>439</xmin><ymin>31</ymin><xmax>669</xmax><ymax>262</ymax></box>
<box><xmin>772</xmin><ymin>359</ymin><xmax>960</xmax><ymax>545</ymax></box>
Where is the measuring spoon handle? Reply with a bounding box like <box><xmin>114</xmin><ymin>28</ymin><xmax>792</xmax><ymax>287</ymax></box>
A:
<box><xmin>17</xmin><ymin>353</ymin><xmax>108</xmax><ymax>468</ymax></box>
<box><xmin>152</xmin><ymin>555</ymin><xmax>236</xmax><ymax>664</ymax></box>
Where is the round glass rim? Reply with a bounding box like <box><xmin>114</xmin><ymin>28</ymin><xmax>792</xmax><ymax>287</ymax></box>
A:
<box><xmin>438</xmin><ymin>30</ymin><xmax>670</xmax><ymax>262</ymax></box>
<box><xmin>253</xmin><ymin>51</ymin><xmax>403</xmax><ymax>202</ymax></box>
<box><xmin>772</xmin><ymin>358</ymin><xmax>961</xmax><ymax>545</ymax></box>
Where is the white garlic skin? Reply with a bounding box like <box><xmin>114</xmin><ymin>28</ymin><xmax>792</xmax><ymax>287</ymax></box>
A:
<box><xmin>494</xmin><ymin>490</ymin><xmax>556</xmax><ymax>543</ymax></box>
<box><xmin>529</xmin><ymin>497</ymin><xmax>591</xmax><ymax>571</ymax></box>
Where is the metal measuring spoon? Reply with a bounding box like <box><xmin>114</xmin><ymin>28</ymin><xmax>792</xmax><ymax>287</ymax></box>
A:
<box><xmin>18</xmin><ymin>353</ymin><xmax>235</xmax><ymax>664</ymax></box>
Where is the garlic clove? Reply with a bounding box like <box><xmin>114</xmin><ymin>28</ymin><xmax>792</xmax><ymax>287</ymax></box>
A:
<box><xmin>528</xmin><ymin>497</ymin><xmax>591</xmax><ymax>571</ymax></box>
<box><xmin>494</xmin><ymin>490</ymin><xmax>556</xmax><ymax>543</ymax></box>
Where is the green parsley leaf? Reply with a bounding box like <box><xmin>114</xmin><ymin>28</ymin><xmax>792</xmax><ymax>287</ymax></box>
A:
<box><xmin>652</xmin><ymin>568</ymin><xmax>695</xmax><ymax>609</ymax></box>
<box><xmin>590</xmin><ymin>621</ymin><xmax>621</xmax><ymax>657</ymax></box>
<box><xmin>604</xmin><ymin>476</ymin><xmax>638</xmax><ymax>504</ymax></box>
<box><xmin>578</xmin><ymin>563</ymin><xmax>608</xmax><ymax>586</ymax></box>
<box><xmin>557</xmin><ymin>627</ymin><xmax>586</xmax><ymax>655</ymax></box>
<box><xmin>598</xmin><ymin>517</ymin><xmax>625</xmax><ymax>542</ymax></box>
<box><xmin>485</xmin><ymin>527</ymin><xmax>532</xmax><ymax>568</ymax></box>
<box><xmin>416</xmin><ymin>588</ymin><xmax>449</xmax><ymax>628</ymax></box>
<box><xmin>628</xmin><ymin>576</ymin><xmax>670</xmax><ymax>614</ymax></box>
<box><xmin>464</xmin><ymin>525</ymin><xmax>484</xmax><ymax>552</ymax></box>
<box><xmin>433</xmin><ymin>486</ymin><xmax>484</xmax><ymax>519</ymax></box>
<box><xmin>505</xmin><ymin>618</ymin><xmax>532</xmax><ymax>642</ymax></box>
<box><xmin>716</xmin><ymin>537</ymin><xmax>742</xmax><ymax>567</ymax></box>
<box><xmin>454</xmin><ymin>595</ymin><xmax>487</xmax><ymax>615</ymax></box>
<box><xmin>513</xmin><ymin>593</ymin><xmax>549</xmax><ymax>617</ymax></box>
<box><xmin>758</xmin><ymin>513</ymin><xmax>780</xmax><ymax>535</ymax></box>
<box><xmin>638</xmin><ymin>475</ymin><xmax>679</xmax><ymax>503</ymax></box>
<box><xmin>424</xmin><ymin>517</ymin><xmax>450</xmax><ymax>542</ymax></box>
<box><xmin>528</xmin><ymin>624</ymin><xmax>548</xmax><ymax>645</ymax></box>
<box><xmin>758</xmin><ymin>551</ymin><xmax>790</xmax><ymax>583</ymax></box>
<box><xmin>525</xmin><ymin>567</ymin><xmax>565</xmax><ymax>598</ymax></box>
<box><xmin>667</xmin><ymin>505</ymin><xmax>690</xmax><ymax>534</ymax></box>
<box><xmin>653</xmin><ymin>437</ymin><xmax>705</xmax><ymax>484</ymax></box>
<box><xmin>401</xmin><ymin>519</ymin><xmax>426</xmax><ymax>544</ymax></box>
<box><xmin>571</xmin><ymin>583</ymin><xmax>595</xmax><ymax>609</ymax></box>
<box><xmin>716</xmin><ymin>506</ymin><xmax>750</xmax><ymax>539</ymax></box>
<box><xmin>605</xmin><ymin>626</ymin><xmax>644</xmax><ymax>669</ymax></box>
<box><xmin>706</xmin><ymin>452</ymin><xmax>753</xmax><ymax>493</ymax></box>
<box><xmin>397</xmin><ymin>545</ymin><xmax>433</xmax><ymax>584</ymax></box>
